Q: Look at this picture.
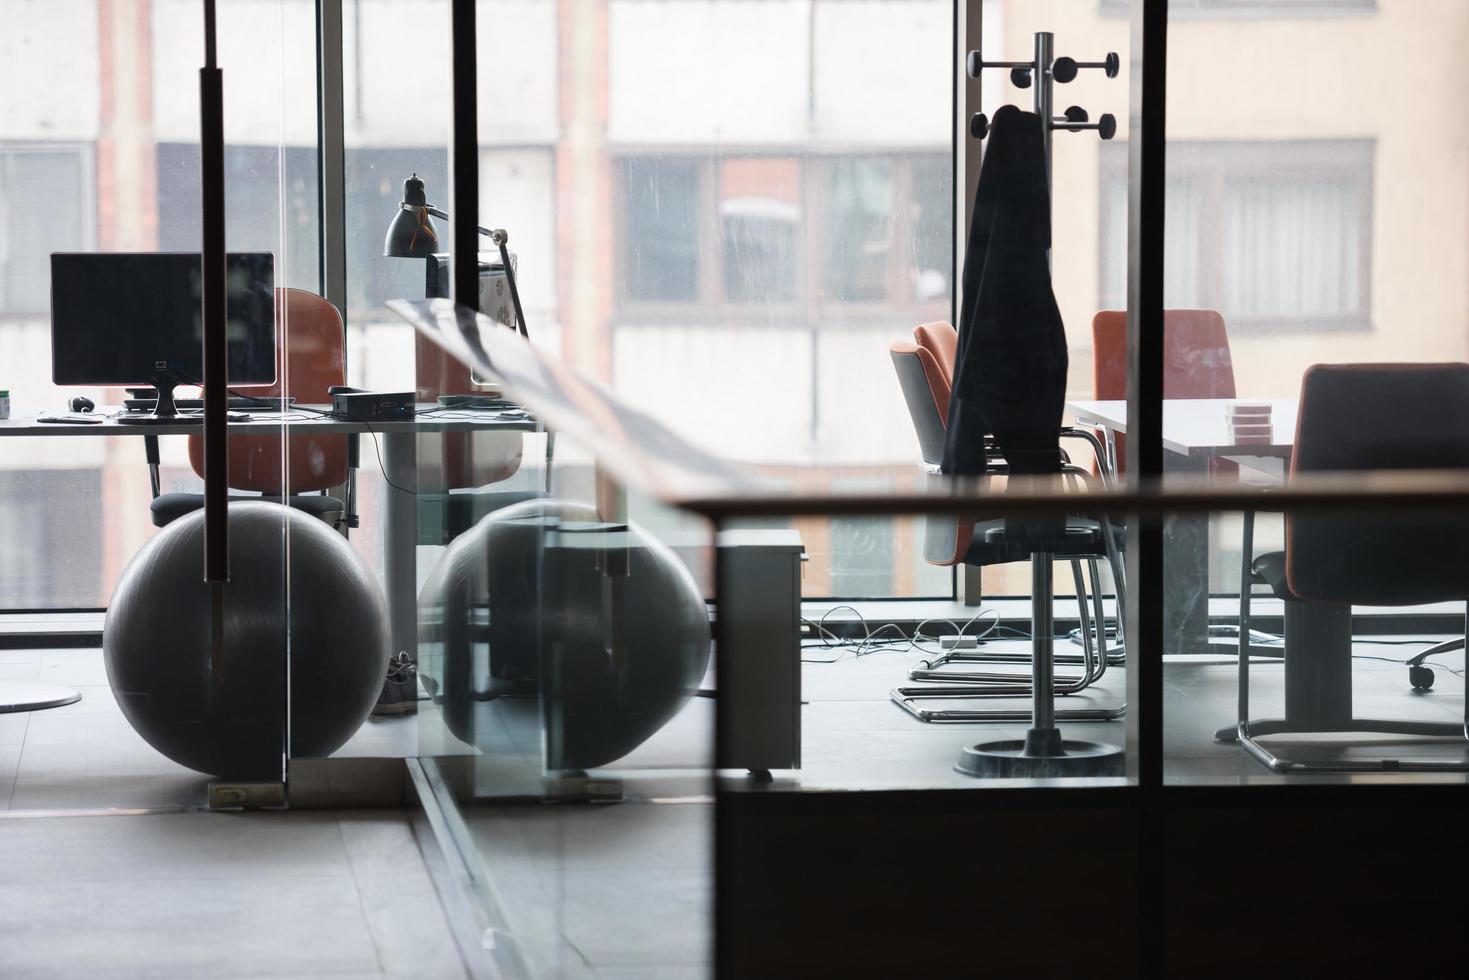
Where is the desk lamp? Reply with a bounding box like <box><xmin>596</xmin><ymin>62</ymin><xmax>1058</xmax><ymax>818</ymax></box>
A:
<box><xmin>384</xmin><ymin>173</ymin><xmax>528</xmax><ymax>338</ymax></box>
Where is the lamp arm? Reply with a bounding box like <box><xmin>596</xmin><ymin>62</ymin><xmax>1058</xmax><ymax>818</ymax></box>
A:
<box><xmin>406</xmin><ymin>203</ymin><xmax>526</xmax><ymax>337</ymax></box>
<box><xmin>408</xmin><ymin>203</ymin><xmax>505</xmax><ymax>245</ymax></box>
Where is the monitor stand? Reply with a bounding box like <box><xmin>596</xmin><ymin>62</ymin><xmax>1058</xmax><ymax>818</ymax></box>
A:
<box><xmin>115</xmin><ymin>369</ymin><xmax>203</xmax><ymax>426</ymax></box>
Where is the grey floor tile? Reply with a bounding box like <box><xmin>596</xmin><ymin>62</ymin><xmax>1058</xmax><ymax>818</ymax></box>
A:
<box><xmin>0</xmin><ymin>809</ymin><xmax>476</xmax><ymax>980</ymax></box>
<box><xmin>0</xmin><ymin>875</ymin><xmax>381</xmax><ymax>979</ymax></box>
<box><xmin>596</xmin><ymin>967</ymin><xmax>709</xmax><ymax>980</ymax></box>
<box><xmin>336</xmin><ymin>812</ymin><xmax>468</xmax><ymax>980</ymax></box>
<box><xmin>548</xmin><ymin>867</ymin><xmax>710</xmax><ymax>968</ymax></box>
<box><xmin>37</xmin><ymin>649</ymin><xmax>112</xmax><ymax>687</ymax></box>
<box><xmin>0</xmin><ymin>812</ymin><xmax>352</xmax><ymax>885</ymax></box>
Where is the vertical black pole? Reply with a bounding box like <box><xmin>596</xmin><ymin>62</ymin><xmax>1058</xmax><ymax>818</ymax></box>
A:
<box><xmin>201</xmin><ymin>0</ymin><xmax>229</xmax><ymax>585</ymax></box>
<box><xmin>450</xmin><ymin>0</ymin><xmax>478</xmax><ymax>309</ymax></box>
<box><xmin>1128</xmin><ymin>0</ymin><xmax>1168</xmax><ymax>975</ymax></box>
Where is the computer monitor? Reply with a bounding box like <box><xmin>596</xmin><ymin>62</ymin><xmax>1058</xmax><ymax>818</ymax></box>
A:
<box><xmin>50</xmin><ymin>252</ymin><xmax>276</xmax><ymax>422</ymax></box>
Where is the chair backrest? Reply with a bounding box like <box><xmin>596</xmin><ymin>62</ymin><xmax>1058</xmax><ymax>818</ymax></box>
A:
<box><xmin>913</xmin><ymin>321</ymin><xmax>958</xmax><ymax>390</ymax></box>
<box><xmin>1092</xmin><ymin>309</ymin><xmax>1236</xmax><ymax>400</ymax></box>
<box><xmin>1286</xmin><ymin>362</ymin><xmax>1469</xmax><ymax>603</ymax></box>
<box><xmin>415</xmin><ymin>332</ymin><xmax>523</xmax><ymax>489</ymax></box>
<box><xmin>891</xmin><ymin>327</ymin><xmax>972</xmax><ymax>565</ymax></box>
<box><xmin>187</xmin><ymin>288</ymin><xmax>348</xmax><ymax>494</ymax></box>
<box><xmin>890</xmin><ymin>340</ymin><xmax>949</xmax><ymax>466</ymax></box>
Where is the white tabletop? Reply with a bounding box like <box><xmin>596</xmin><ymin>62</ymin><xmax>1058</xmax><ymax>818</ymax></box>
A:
<box><xmin>1067</xmin><ymin>398</ymin><xmax>1298</xmax><ymax>459</ymax></box>
<box><xmin>0</xmin><ymin>403</ymin><xmax>539</xmax><ymax>437</ymax></box>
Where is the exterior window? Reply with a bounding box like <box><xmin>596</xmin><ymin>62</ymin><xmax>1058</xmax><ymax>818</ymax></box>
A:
<box><xmin>1102</xmin><ymin>0</ymin><xmax>1375</xmax><ymax>16</ymax></box>
<box><xmin>156</xmin><ymin>143</ymin><xmax>320</xmax><ymax>294</ymax></box>
<box><xmin>720</xmin><ymin>157</ymin><xmax>799</xmax><ymax>303</ymax></box>
<box><xmin>0</xmin><ymin>469</ymin><xmax>103</xmax><ymax>607</ymax></box>
<box><xmin>1100</xmin><ymin>140</ymin><xmax>1373</xmax><ymax>331</ymax></box>
<box><xmin>623</xmin><ymin>158</ymin><xmax>700</xmax><ymax>303</ymax></box>
<box><xmin>0</xmin><ymin>145</ymin><xmax>92</xmax><ymax>315</ymax></box>
<box><xmin>828</xmin><ymin>515</ymin><xmax>896</xmax><ymax>597</ymax></box>
<box><xmin>616</xmin><ymin>152</ymin><xmax>948</xmax><ymax>315</ymax></box>
<box><xmin>909</xmin><ymin>156</ymin><xmax>953</xmax><ymax>303</ymax></box>
<box><xmin>824</xmin><ymin>158</ymin><xmax>894</xmax><ymax>303</ymax></box>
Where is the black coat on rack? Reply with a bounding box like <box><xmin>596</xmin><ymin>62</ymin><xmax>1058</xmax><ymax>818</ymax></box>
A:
<box><xmin>942</xmin><ymin>104</ymin><xmax>1067</xmax><ymax>480</ymax></box>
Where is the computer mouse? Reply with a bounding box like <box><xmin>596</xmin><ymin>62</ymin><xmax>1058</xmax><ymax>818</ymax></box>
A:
<box><xmin>69</xmin><ymin>396</ymin><xmax>95</xmax><ymax>413</ymax></box>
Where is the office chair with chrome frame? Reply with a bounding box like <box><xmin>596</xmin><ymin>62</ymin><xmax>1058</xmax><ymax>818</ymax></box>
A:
<box><xmin>1225</xmin><ymin>363</ymin><xmax>1469</xmax><ymax>773</ymax></box>
<box><xmin>887</xmin><ymin>322</ymin><xmax>1126</xmax><ymax>724</ymax></box>
<box><xmin>915</xmin><ymin>321</ymin><xmax>1126</xmax><ymax>674</ymax></box>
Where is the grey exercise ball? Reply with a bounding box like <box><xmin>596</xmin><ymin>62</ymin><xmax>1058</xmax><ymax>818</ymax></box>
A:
<box><xmin>419</xmin><ymin>498</ymin><xmax>710</xmax><ymax>771</ymax></box>
<box><xmin>104</xmin><ymin>502</ymin><xmax>389</xmax><ymax>778</ymax></box>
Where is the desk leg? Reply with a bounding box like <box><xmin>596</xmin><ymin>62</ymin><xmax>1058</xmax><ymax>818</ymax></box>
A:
<box><xmin>1164</xmin><ymin>454</ymin><xmax>1212</xmax><ymax>657</ymax></box>
<box><xmin>1283</xmin><ymin>601</ymin><xmax>1354</xmax><ymax>729</ymax></box>
<box><xmin>382</xmin><ymin>431</ymin><xmax>418</xmax><ymax>662</ymax></box>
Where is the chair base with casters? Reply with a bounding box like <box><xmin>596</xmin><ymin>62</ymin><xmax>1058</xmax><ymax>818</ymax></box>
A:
<box><xmin>955</xmin><ymin>555</ymin><xmax>1124</xmax><ymax>777</ymax></box>
<box><xmin>1405</xmin><ymin>635</ymin><xmax>1463</xmax><ymax>691</ymax></box>
<box><xmin>1215</xmin><ymin>511</ymin><xmax>1469</xmax><ymax>774</ymax></box>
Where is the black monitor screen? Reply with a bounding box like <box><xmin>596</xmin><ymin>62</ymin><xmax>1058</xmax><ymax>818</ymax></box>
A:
<box><xmin>49</xmin><ymin>252</ymin><xmax>276</xmax><ymax>387</ymax></box>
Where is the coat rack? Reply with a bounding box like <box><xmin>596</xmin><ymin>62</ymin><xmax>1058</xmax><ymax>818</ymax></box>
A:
<box><xmin>966</xmin><ymin>32</ymin><xmax>1118</xmax><ymax>196</ymax></box>
<box><xmin>951</xmin><ymin>31</ymin><xmax>1126</xmax><ymax>780</ymax></box>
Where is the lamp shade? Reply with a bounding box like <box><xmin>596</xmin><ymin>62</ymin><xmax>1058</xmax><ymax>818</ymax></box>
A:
<box><xmin>384</xmin><ymin>173</ymin><xmax>440</xmax><ymax>257</ymax></box>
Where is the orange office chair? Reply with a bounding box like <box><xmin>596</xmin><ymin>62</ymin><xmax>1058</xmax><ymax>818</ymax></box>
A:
<box><xmin>1090</xmin><ymin>309</ymin><xmax>1236</xmax><ymax>475</ymax></box>
<box><xmin>147</xmin><ymin>288</ymin><xmax>357</xmax><ymax>529</ymax></box>
<box><xmin>888</xmin><ymin>323</ymin><xmax>1125</xmax><ymax>724</ymax></box>
<box><xmin>413</xmin><ymin>332</ymin><xmax>542</xmax><ymax>544</ymax></box>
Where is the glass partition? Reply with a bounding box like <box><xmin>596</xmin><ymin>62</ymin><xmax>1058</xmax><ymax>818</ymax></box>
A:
<box><xmin>1142</xmin><ymin>0</ymin><xmax>1469</xmax><ymax>782</ymax></box>
<box><xmin>0</xmin><ymin>0</ymin><xmax>320</xmax><ymax>807</ymax></box>
<box><xmin>412</xmin><ymin>421</ymin><xmax>716</xmax><ymax>977</ymax></box>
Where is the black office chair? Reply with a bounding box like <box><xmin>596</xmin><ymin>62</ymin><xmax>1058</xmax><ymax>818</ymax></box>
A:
<box><xmin>1226</xmin><ymin>363</ymin><xmax>1469</xmax><ymax>773</ymax></box>
<box><xmin>887</xmin><ymin>332</ymin><xmax>1126</xmax><ymax>725</ymax></box>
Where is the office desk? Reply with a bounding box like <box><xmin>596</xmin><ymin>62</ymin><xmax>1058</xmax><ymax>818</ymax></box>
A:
<box><xmin>0</xmin><ymin>406</ymin><xmax>541</xmax><ymax>683</ymax></box>
<box><xmin>1067</xmin><ymin>398</ymin><xmax>1297</xmax><ymax>657</ymax></box>
<box><xmin>1068</xmin><ymin>397</ymin><xmax>1297</xmax><ymax>464</ymax></box>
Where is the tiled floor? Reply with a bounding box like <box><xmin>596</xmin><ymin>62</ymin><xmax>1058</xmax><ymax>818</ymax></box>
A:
<box><xmin>0</xmin><ymin>648</ymin><xmax>421</xmax><ymax>811</ymax></box>
<box><xmin>0</xmin><ymin>809</ymin><xmax>469</xmax><ymax>980</ymax></box>
<box><xmin>417</xmin><ymin>631</ymin><xmax>1466</xmax><ymax>978</ymax></box>
<box><xmin>2</xmin><ymin>636</ymin><xmax>1463</xmax><ymax>980</ymax></box>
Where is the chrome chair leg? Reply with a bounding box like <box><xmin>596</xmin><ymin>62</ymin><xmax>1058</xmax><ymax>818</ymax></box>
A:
<box><xmin>908</xmin><ymin>560</ymin><xmax>1097</xmax><ymax>689</ymax></box>
<box><xmin>892</xmin><ymin>555</ymin><xmax>1127</xmax><ymax>724</ymax></box>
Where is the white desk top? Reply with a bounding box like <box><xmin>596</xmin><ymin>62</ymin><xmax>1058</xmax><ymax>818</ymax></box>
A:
<box><xmin>0</xmin><ymin>403</ymin><xmax>540</xmax><ymax>437</ymax></box>
<box><xmin>1067</xmin><ymin>398</ymin><xmax>1297</xmax><ymax>459</ymax></box>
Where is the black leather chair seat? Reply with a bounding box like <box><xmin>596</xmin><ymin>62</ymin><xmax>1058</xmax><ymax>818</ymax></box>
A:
<box><xmin>965</xmin><ymin>517</ymin><xmax>1123</xmax><ymax>567</ymax></box>
<box><xmin>150</xmin><ymin>492</ymin><xmax>344</xmax><ymax>529</ymax></box>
